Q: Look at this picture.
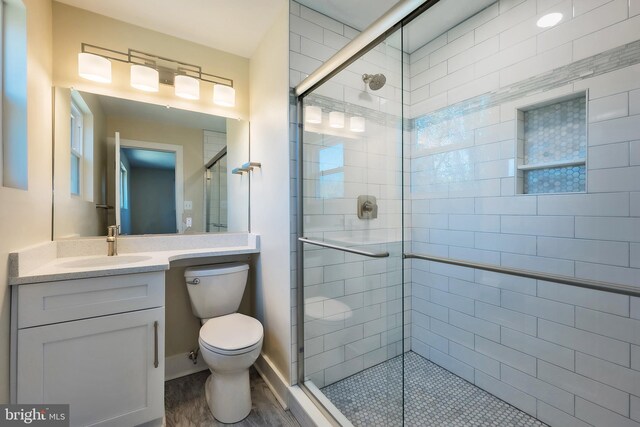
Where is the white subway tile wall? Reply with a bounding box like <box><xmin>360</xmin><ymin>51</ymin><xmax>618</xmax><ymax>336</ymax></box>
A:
<box><xmin>290</xmin><ymin>0</ymin><xmax>640</xmax><ymax>425</ymax></box>
<box><xmin>407</xmin><ymin>0</ymin><xmax>640</xmax><ymax>426</ymax></box>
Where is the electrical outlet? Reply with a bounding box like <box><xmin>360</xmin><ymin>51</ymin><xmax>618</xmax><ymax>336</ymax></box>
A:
<box><xmin>184</xmin><ymin>201</ymin><xmax>193</xmax><ymax>210</ymax></box>
<box><xmin>185</xmin><ymin>217</ymin><xmax>193</xmax><ymax>227</ymax></box>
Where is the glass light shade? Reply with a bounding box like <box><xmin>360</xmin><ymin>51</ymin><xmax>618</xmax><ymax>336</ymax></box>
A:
<box><xmin>329</xmin><ymin>111</ymin><xmax>344</xmax><ymax>129</ymax></box>
<box><xmin>78</xmin><ymin>52</ymin><xmax>111</xmax><ymax>83</ymax></box>
<box><xmin>213</xmin><ymin>84</ymin><xmax>236</xmax><ymax>107</ymax></box>
<box><xmin>305</xmin><ymin>106</ymin><xmax>322</xmax><ymax>124</ymax></box>
<box><xmin>536</xmin><ymin>12</ymin><xmax>563</xmax><ymax>28</ymax></box>
<box><xmin>130</xmin><ymin>65</ymin><xmax>159</xmax><ymax>92</ymax></box>
<box><xmin>350</xmin><ymin>116</ymin><xmax>366</xmax><ymax>132</ymax></box>
<box><xmin>174</xmin><ymin>75</ymin><xmax>200</xmax><ymax>100</ymax></box>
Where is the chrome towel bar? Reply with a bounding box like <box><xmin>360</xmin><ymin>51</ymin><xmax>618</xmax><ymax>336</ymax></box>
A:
<box><xmin>404</xmin><ymin>252</ymin><xmax>640</xmax><ymax>297</ymax></box>
<box><xmin>299</xmin><ymin>237</ymin><xmax>389</xmax><ymax>258</ymax></box>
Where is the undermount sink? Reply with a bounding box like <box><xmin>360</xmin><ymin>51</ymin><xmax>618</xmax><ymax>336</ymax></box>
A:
<box><xmin>59</xmin><ymin>255</ymin><xmax>153</xmax><ymax>269</ymax></box>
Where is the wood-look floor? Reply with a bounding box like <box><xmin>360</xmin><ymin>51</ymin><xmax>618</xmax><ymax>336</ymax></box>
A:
<box><xmin>164</xmin><ymin>369</ymin><xmax>300</xmax><ymax>427</ymax></box>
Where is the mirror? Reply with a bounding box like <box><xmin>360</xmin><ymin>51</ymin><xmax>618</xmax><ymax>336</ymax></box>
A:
<box><xmin>53</xmin><ymin>88</ymin><xmax>249</xmax><ymax>238</ymax></box>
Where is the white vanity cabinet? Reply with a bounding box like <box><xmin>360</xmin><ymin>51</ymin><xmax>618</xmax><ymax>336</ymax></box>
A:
<box><xmin>13</xmin><ymin>272</ymin><xmax>165</xmax><ymax>427</ymax></box>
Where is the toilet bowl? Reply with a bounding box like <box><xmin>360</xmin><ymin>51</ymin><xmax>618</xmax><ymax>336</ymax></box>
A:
<box><xmin>184</xmin><ymin>263</ymin><xmax>263</xmax><ymax>423</ymax></box>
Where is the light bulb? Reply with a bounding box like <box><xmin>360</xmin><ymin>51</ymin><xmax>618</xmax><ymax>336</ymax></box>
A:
<box><xmin>350</xmin><ymin>116</ymin><xmax>365</xmax><ymax>132</ymax></box>
<box><xmin>305</xmin><ymin>106</ymin><xmax>322</xmax><ymax>124</ymax></box>
<box><xmin>537</xmin><ymin>13</ymin><xmax>563</xmax><ymax>28</ymax></box>
<box><xmin>213</xmin><ymin>84</ymin><xmax>235</xmax><ymax>107</ymax></box>
<box><xmin>130</xmin><ymin>65</ymin><xmax>159</xmax><ymax>92</ymax></box>
<box><xmin>174</xmin><ymin>75</ymin><xmax>200</xmax><ymax>100</ymax></box>
<box><xmin>329</xmin><ymin>111</ymin><xmax>344</xmax><ymax>129</ymax></box>
<box><xmin>78</xmin><ymin>52</ymin><xmax>111</xmax><ymax>83</ymax></box>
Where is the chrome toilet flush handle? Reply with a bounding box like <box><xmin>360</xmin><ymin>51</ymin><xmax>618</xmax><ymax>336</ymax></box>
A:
<box><xmin>186</xmin><ymin>278</ymin><xmax>200</xmax><ymax>285</ymax></box>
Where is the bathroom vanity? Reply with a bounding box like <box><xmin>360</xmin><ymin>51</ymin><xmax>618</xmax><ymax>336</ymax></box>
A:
<box><xmin>16</xmin><ymin>273</ymin><xmax>165</xmax><ymax>427</ymax></box>
<box><xmin>8</xmin><ymin>233</ymin><xmax>259</xmax><ymax>427</ymax></box>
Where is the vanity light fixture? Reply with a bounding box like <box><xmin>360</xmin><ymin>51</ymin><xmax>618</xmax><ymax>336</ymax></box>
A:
<box><xmin>78</xmin><ymin>52</ymin><xmax>112</xmax><ymax>83</ymax></box>
<box><xmin>305</xmin><ymin>106</ymin><xmax>322</xmax><ymax>124</ymax></box>
<box><xmin>536</xmin><ymin>12</ymin><xmax>563</xmax><ymax>28</ymax></box>
<box><xmin>329</xmin><ymin>111</ymin><xmax>345</xmax><ymax>128</ymax></box>
<box><xmin>350</xmin><ymin>116</ymin><xmax>366</xmax><ymax>132</ymax></box>
<box><xmin>77</xmin><ymin>43</ymin><xmax>235</xmax><ymax>107</ymax></box>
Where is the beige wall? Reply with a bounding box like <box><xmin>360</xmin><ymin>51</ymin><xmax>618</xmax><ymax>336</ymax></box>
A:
<box><xmin>0</xmin><ymin>0</ymin><xmax>293</xmax><ymax>402</ymax></box>
<box><xmin>0</xmin><ymin>0</ymin><xmax>53</xmax><ymax>403</ymax></box>
<box><xmin>106</xmin><ymin>116</ymin><xmax>205</xmax><ymax>233</ymax></box>
<box><xmin>52</xmin><ymin>2</ymin><xmax>250</xmax><ymax>120</ymax></box>
<box><xmin>249</xmin><ymin>4</ymin><xmax>291</xmax><ymax>383</ymax></box>
<box><xmin>53</xmin><ymin>88</ymin><xmax>108</xmax><ymax>238</ymax></box>
<box><xmin>226</xmin><ymin>120</ymin><xmax>250</xmax><ymax>232</ymax></box>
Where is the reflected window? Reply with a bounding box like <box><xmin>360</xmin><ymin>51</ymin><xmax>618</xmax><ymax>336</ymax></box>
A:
<box><xmin>70</xmin><ymin>100</ymin><xmax>83</xmax><ymax>195</ymax></box>
<box><xmin>119</xmin><ymin>161</ymin><xmax>128</xmax><ymax>209</ymax></box>
<box><xmin>318</xmin><ymin>143</ymin><xmax>344</xmax><ymax>198</ymax></box>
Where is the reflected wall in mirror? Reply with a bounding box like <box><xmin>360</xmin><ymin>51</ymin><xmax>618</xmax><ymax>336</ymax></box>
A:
<box><xmin>53</xmin><ymin>88</ymin><xmax>249</xmax><ymax>238</ymax></box>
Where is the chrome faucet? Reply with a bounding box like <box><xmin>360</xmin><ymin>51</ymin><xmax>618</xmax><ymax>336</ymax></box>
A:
<box><xmin>107</xmin><ymin>225</ymin><xmax>119</xmax><ymax>256</ymax></box>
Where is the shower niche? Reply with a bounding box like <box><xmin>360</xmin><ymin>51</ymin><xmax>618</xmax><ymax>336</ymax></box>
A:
<box><xmin>516</xmin><ymin>92</ymin><xmax>588</xmax><ymax>194</ymax></box>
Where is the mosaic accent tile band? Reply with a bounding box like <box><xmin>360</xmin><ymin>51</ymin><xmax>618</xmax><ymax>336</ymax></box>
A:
<box><xmin>414</xmin><ymin>39</ymin><xmax>640</xmax><ymax>128</ymax></box>
<box><xmin>303</xmin><ymin>39</ymin><xmax>640</xmax><ymax>136</ymax></box>
<box><xmin>322</xmin><ymin>352</ymin><xmax>548</xmax><ymax>427</ymax></box>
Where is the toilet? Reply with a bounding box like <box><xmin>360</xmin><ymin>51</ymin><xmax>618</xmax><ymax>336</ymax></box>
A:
<box><xmin>184</xmin><ymin>263</ymin><xmax>263</xmax><ymax>423</ymax></box>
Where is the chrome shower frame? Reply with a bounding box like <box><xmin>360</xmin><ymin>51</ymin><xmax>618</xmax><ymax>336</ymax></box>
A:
<box><xmin>294</xmin><ymin>1</ymin><xmax>441</xmax><ymax>424</ymax></box>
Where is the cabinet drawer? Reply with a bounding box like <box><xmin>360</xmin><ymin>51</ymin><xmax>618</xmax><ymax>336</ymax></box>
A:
<box><xmin>18</xmin><ymin>272</ymin><xmax>164</xmax><ymax>328</ymax></box>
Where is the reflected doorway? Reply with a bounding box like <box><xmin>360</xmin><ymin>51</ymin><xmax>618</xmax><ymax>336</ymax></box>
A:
<box><xmin>118</xmin><ymin>140</ymin><xmax>183</xmax><ymax>235</ymax></box>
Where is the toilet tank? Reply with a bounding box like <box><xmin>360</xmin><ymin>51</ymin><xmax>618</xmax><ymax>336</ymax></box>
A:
<box><xmin>184</xmin><ymin>263</ymin><xmax>249</xmax><ymax>319</ymax></box>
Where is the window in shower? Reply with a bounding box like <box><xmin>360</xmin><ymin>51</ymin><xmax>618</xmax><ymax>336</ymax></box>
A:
<box><xmin>318</xmin><ymin>143</ymin><xmax>344</xmax><ymax>199</ymax></box>
<box><xmin>516</xmin><ymin>93</ymin><xmax>587</xmax><ymax>194</ymax></box>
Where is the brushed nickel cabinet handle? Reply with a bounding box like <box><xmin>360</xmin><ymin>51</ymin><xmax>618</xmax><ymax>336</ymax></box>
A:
<box><xmin>153</xmin><ymin>321</ymin><xmax>159</xmax><ymax>368</ymax></box>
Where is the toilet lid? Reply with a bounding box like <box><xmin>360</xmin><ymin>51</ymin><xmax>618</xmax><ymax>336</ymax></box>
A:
<box><xmin>199</xmin><ymin>313</ymin><xmax>263</xmax><ymax>351</ymax></box>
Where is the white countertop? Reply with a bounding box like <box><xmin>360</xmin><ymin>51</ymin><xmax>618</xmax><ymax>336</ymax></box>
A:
<box><xmin>9</xmin><ymin>233</ymin><xmax>260</xmax><ymax>285</ymax></box>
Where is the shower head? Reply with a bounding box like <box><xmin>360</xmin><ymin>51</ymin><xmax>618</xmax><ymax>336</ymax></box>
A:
<box><xmin>362</xmin><ymin>73</ymin><xmax>386</xmax><ymax>91</ymax></box>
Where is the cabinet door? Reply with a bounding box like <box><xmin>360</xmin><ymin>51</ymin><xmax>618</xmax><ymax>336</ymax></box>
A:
<box><xmin>17</xmin><ymin>308</ymin><xmax>164</xmax><ymax>427</ymax></box>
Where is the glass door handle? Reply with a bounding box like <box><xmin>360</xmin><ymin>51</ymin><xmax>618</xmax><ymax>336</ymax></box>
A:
<box><xmin>299</xmin><ymin>237</ymin><xmax>389</xmax><ymax>258</ymax></box>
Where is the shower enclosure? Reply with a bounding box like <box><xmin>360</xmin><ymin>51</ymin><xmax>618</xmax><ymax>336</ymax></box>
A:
<box><xmin>205</xmin><ymin>149</ymin><xmax>228</xmax><ymax>232</ymax></box>
<box><xmin>295</xmin><ymin>0</ymin><xmax>640</xmax><ymax>426</ymax></box>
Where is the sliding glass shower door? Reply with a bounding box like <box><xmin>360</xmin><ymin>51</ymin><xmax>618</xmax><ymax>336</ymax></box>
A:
<box><xmin>298</xmin><ymin>27</ymin><xmax>407</xmax><ymax>426</ymax></box>
<box><xmin>296</xmin><ymin>1</ymin><xmax>640</xmax><ymax>426</ymax></box>
<box><xmin>206</xmin><ymin>153</ymin><xmax>227</xmax><ymax>232</ymax></box>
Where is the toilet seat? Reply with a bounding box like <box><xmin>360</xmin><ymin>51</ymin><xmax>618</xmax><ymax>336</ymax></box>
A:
<box><xmin>199</xmin><ymin>313</ymin><xmax>263</xmax><ymax>355</ymax></box>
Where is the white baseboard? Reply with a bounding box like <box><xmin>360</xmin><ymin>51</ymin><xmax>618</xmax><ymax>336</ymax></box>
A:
<box><xmin>254</xmin><ymin>353</ymin><xmax>290</xmax><ymax>410</ymax></box>
<box><xmin>165</xmin><ymin>352</ymin><xmax>208</xmax><ymax>381</ymax></box>
<box><xmin>303</xmin><ymin>382</ymin><xmax>353</xmax><ymax>426</ymax></box>
<box><xmin>288</xmin><ymin>386</ymin><xmax>336</xmax><ymax>427</ymax></box>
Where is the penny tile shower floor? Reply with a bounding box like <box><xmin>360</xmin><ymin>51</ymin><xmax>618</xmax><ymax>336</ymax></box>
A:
<box><xmin>322</xmin><ymin>352</ymin><xmax>547</xmax><ymax>427</ymax></box>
